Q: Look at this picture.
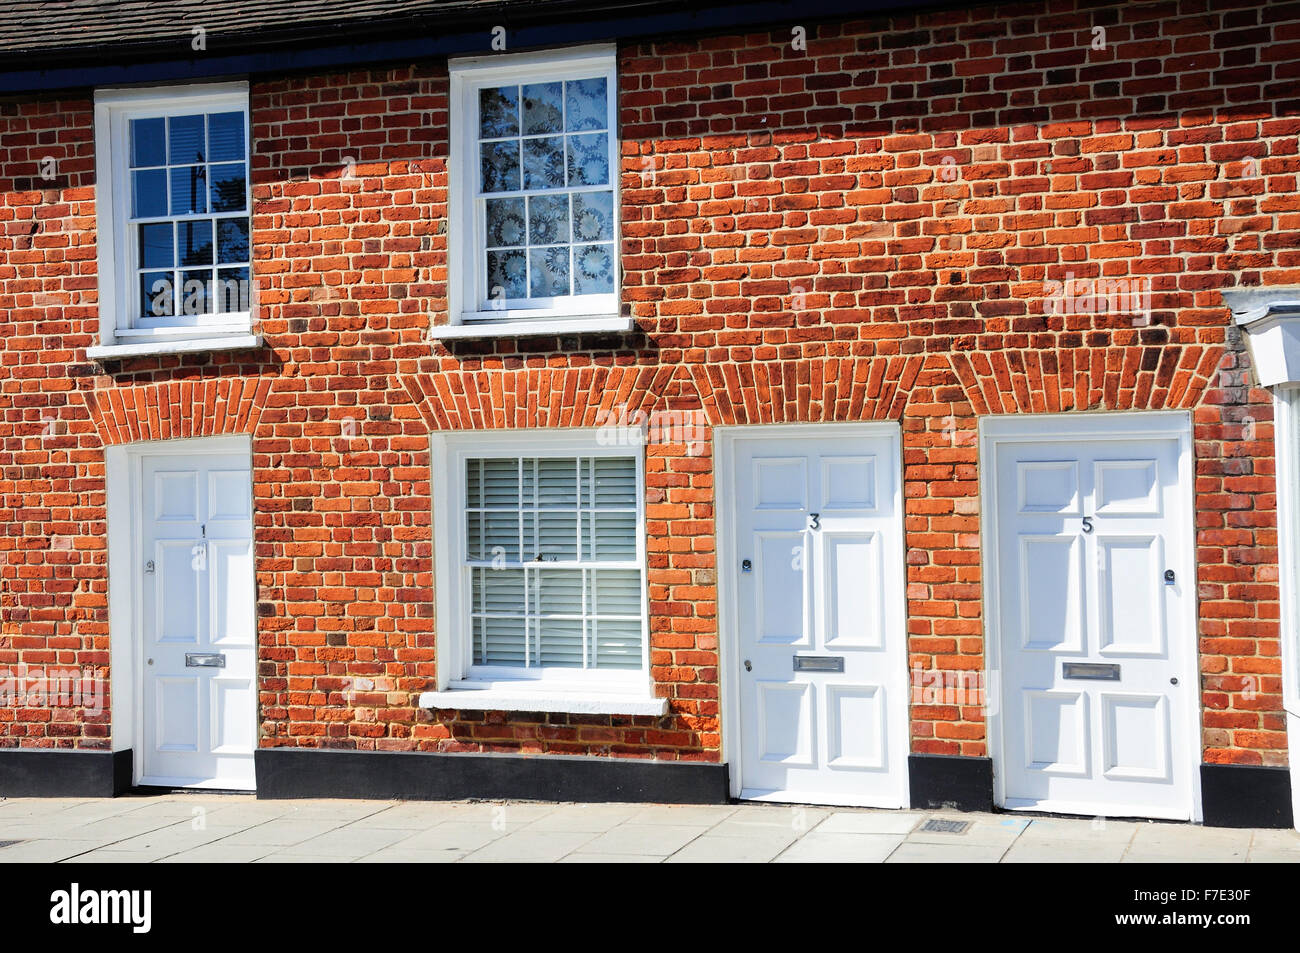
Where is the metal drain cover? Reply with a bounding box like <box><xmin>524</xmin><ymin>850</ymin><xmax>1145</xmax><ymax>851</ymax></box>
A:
<box><xmin>0</xmin><ymin>840</ymin><xmax>24</xmax><ymax>849</ymax></box>
<box><xmin>919</xmin><ymin>818</ymin><xmax>971</xmax><ymax>834</ymax></box>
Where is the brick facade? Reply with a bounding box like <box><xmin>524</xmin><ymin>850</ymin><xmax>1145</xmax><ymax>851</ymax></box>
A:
<box><xmin>1</xmin><ymin>0</ymin><xmax>1297</xmax><ymax>774</ymax></box>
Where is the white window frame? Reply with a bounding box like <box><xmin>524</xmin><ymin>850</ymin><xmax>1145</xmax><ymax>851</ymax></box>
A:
<box><xmin>423</xmin><ymin>429</ymin><xmax>664</xmax><ymax>715</ymax></box>
<box><xmin>438</xmin><ymin>46</ymin><xmax>632</xmax><ymax>341</ymax></box>
<box><xmin>90</xmin><ymin>83</ymin><xmax>261</xmax><ymax>359</ymax></box>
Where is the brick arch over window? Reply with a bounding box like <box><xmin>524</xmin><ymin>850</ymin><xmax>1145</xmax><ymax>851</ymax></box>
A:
<box><xmin>80</xmin><ymin>377</ymin><xmax>273</xmax><ymax>445</ymax></box>
<box><xmin>398</xmin><ymin>364</ymin><xmax>680</xmax><ymax>431</ymax></box>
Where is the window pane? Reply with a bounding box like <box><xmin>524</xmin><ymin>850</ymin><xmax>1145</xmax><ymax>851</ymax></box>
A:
<box><xmin>522</xmin><ymin>137</ymin><xmax>564</xmax><ymax>190</ymax></box>
<box><xmin>170</xmin><ymin>166</ymin><xmax>207</xmax><ymax>215</ymax></box>
<box><xmin>473</xmin><ymin>568</ymin><xmax>526</xmax><ymax>666</ymax></box>
<box><xmin>479</xmin><ymin>86</ymin><xmax>519</xmax><ymax>138</ymax></box>
<box><xmin>486</xmin><ymin>249</ymin><xmax>526</xmax><ymax>300</ymax></box>
<box><xmin>130</xmin><ymin>118</ymin><xmax>166</xmax><ymax>167</ymax></box>
<box><xmin>592</xmin><ymin>617</ymin><xmax>642</xmax><ymax>669</ymax></box>
<box><xmin>209</xmin><ymin>163</ymin><xmax>246</xmax><ymax>212</ymax></box>
<box><xmin>566</xmin><ymin>133</ymin><xmax>609</xmax><ymax>186</ymax></box>
<box><xmin>478</xmin><ymin>458</ymin><xmax>520</xmax><ymax>508</ymax></box>
<box><xmin>535</xmin><ymin>457</ymin><xmax>578</xmax><ymax>505</ymax></box>
<box><xmin>521</xmin><ymin>82</ymin><xmax>563</xmax><ymax>135</ymax></box>
<box><xmin>529</xmin><ymin>246</ymin><xmax>569</xmax><ymax>297</ymax></box>
<box><xmin>139</xmin><ymin>272</ymin><xmax>173</xmax><ymax>318</ymax></box>
<box><xmin>217</xmin><ymin>219</ymin><xmax>249</xmax><ymax>264</ymax></box>
<box><xmin>565</xmin><ymin>78</ymin><xmax>607</xmax><ymax>132</ymax></box>
<box><xmin>480</xmin><ymin>140</ymin><xmax>519</xmax><ymax>193</ymax></box>
<box><xmin>132</xmin><ymin>169</ymin><xmax>167</xmax><ymax>218</ymax></box>
<box><xmin>138</xmin><ymin>223</ymin><xmax>173</xmax><ymax>268</ymax></box>
<box><xmin>214</xmin><ymin>267</ymin><xmax>250</xmax><ymax>313</ymax></box>
<box><xmin>572</xmin><ymin>191</ymin><xmax>614</xmax><ymax>242</ymax></box>
<box><xmin>574</xmin><ymin>243</ymin><xmax>614</xmax><ymax>295</ymax></box>
<box><xmin>207</xmin><ymin>112</ymin><xmax>245</xmax><ymax>162</ymax></box>
<box><xmin>485</xmin><ymin>197</ymin><xmax>525</xmax><ymax>247</ymax></box>
<box><xmin>168</xmin><ymin>114</ymin><xmax>205</xmax><ymax>164</ymax></box>
<box><xmin>527</xmin><ymin>194</ymin><xmax>570</xmax><ymax>246</ymax></box>
<box><xmin>592</xmin><ymin>457</ymin><xmax>636</xmax><ymax>505</ymax></box>
<box><xmin>178</xmin><ymin>269</ymin><xmax>214</xmax><ymax>316</ymax></box>
<box><xmin>178</xmin><ymin>220</ymin><xmax>213</xmax><ymax>266</ymax></box>
<box><xmin>534</xmin><ymin>570</ymin><xmax>583</xmax><ymax>668</ymax></box>
<box><xmin>590</xmin><ymin>510</ymin><xmax>636</xmax><ymax>560</ymax></box>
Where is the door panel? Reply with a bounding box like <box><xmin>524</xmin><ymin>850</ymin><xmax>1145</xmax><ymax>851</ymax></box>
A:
<box><xmin>995</xmin><ymin>428</ymin><xmax>1193</xmax><ymax>819</ymax></box>
<box><xmin>140</xmin><ymin>451</ymin><xmax>256</xmax><ymax>789</ymax></box>
<box><xmin>733</xmin><ymin>427</ymin><xmax>908</xmax><ymax>808</ymax></box>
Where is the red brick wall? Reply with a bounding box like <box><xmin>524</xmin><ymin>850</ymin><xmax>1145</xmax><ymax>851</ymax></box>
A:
<box><xmin>1</xmin><ymin>0</ymin><xmax>1297</xmax><ymax>770</ymax></box>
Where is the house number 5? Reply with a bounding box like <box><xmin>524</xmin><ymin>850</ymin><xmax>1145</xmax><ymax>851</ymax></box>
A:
<box><xmin>807</xmin><ymin>513</ymin><xmax>821</xmax><ymax>531</ymax></box>
<box><xmin>1082</xmin><ymin>516</ymin><xmax>1094</xmax><ymax>534</ymax></box>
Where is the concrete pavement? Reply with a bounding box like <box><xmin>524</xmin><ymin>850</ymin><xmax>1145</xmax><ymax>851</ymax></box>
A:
<box><xmin>0</xmin><ymin>794</ymin><xmax>1297</xmax><ymax>863</ymax></box>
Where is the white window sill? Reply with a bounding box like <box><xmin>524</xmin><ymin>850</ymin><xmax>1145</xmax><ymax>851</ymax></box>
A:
<box><xmin>86</xmin><ymin>334</ymin><xmax>263</xmax><ymax>360</ymax></box>
<box><xmin>418</xmin><ymin>685</ymin><xmax>667</xmax><ymax>716</ymax></box>
<box><xmin>429</xmin><ymin>316</ymin><xmax>633</xmax><ymax>340</ymax></box>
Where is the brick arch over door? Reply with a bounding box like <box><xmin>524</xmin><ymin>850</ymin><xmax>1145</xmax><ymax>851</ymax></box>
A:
<box><xmin>948</xmin><ymin>342</ymin><xmax>1225</xmax><ymax>414</ymax></box>
<box><xmin>80</xmin><ymin>377</ymin><xmax>274</xmax><ymax>445</ymax></box>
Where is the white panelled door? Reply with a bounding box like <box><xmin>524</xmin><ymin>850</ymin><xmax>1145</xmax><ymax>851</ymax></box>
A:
<box><xmin>139</xmin><ymin>451</ymin><xmax>256</xmax><ymax>789</ymax></box>
<box><xmin>729</xmin><ymin>426</ymin><xmax>908</xmax><ymax>808</ymax></box>
<box><xmin>990</xmin><ymin>417</ymin><xmax>1196</xmax><ymax>820</ymax></box>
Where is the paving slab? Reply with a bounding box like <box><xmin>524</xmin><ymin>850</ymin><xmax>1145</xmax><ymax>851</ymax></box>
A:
<box><xmin>0</xmin><ymin>838</ymin><xmax>106</xmax><ymax>862</ymax></box>
<box><xmin>578</xmin><ymin>823</ymin><xmax>708</xmax><ymax>856</ymax></box>
<box><xmin>886</xmin><ymin>842</ymin><xmax>1009</xmax><ymax>863</ymax></box>
<box><xmin>460</xmin><ymin>830</ymin><xmax>599</xmax><ymax>863</ymax></box>
<box><xmin>156</xmin><ymin>843</ymin><xmax>276</xmax><ymax>863</ymax></box>
<box><xmin>559</xmin><ymin>852</ymin><xmax>662</xmax><ymax>863</ymax></box>
<box><xmin>666</xmin><ymin>831</ymin><xmax>795</xmax><ymax>863</ymax></box>
<box><xmin>389</xmin><ymin>821</ymin><xmax>509</xmax><ymax>853</ymax></box>
<box><xmin>816</xmin><ymin>811</ymin><xmax>923</xmax><ymax>836</ymax></box>
<box><xmin>1002</xmin><ymin>839</ymin><xmax>1130</xmax><ymax>863</ymax></box>
<box><xmin>625</xmin><ymin>804</ymin><xmax>738</xmax><ymax>827</ymax></box>
<box><xmin>355</xmin><ymin>847</ymin><xmax>472</xmax><ymax>863</ymax></box>
<box><xmin>214</xmin><ymin>818</ymin><xmax>351</xmax><ymax>847</ymax></box>
<box><xmin>774</xmin><ymin>833</ymin><xmax>904</xmax><ymax>863</ymax></box>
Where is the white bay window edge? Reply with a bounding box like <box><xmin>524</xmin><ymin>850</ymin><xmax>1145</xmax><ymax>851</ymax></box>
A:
<box><xmin>93</xmin><ymin>81</ymin><xmax>253</xmax><ymax>351</ymax></box>
<box><xmin>429</xmin><ymin>428</ymin><xmax>652</xmax><ymax>702</ymax></box>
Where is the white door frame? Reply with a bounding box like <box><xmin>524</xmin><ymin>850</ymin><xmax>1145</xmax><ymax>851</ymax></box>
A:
<box><xmin>1272</xmin><ymin>387</ymin><xmax>1300</xmax><ymax>830</ymax></box>
<box><xmin>105</xmin><ymin>434</ymin><xmax>257</xmax><ymax>788</ymax></box>
<box><xmin>979</xmin><ymin>410</ymin><xmax>1203</xmax><ymax>821</ymax></box>
<box><xmin>715</xmin><ymin>421</ymin><xmax>910</xmax><ymax>803</ymax></box>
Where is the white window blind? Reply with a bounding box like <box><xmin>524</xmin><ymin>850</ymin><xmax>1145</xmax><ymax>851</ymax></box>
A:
<box><xmin>465</xmin><ymin>455</ymin><xmax>642</xmax><ymax>670</ymax></box>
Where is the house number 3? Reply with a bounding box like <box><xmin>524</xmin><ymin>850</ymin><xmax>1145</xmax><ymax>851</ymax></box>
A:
<box><xmin>807</xmin><ymin>513</ymin><xmax>821</xmax><ymax>531</ymax></box>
